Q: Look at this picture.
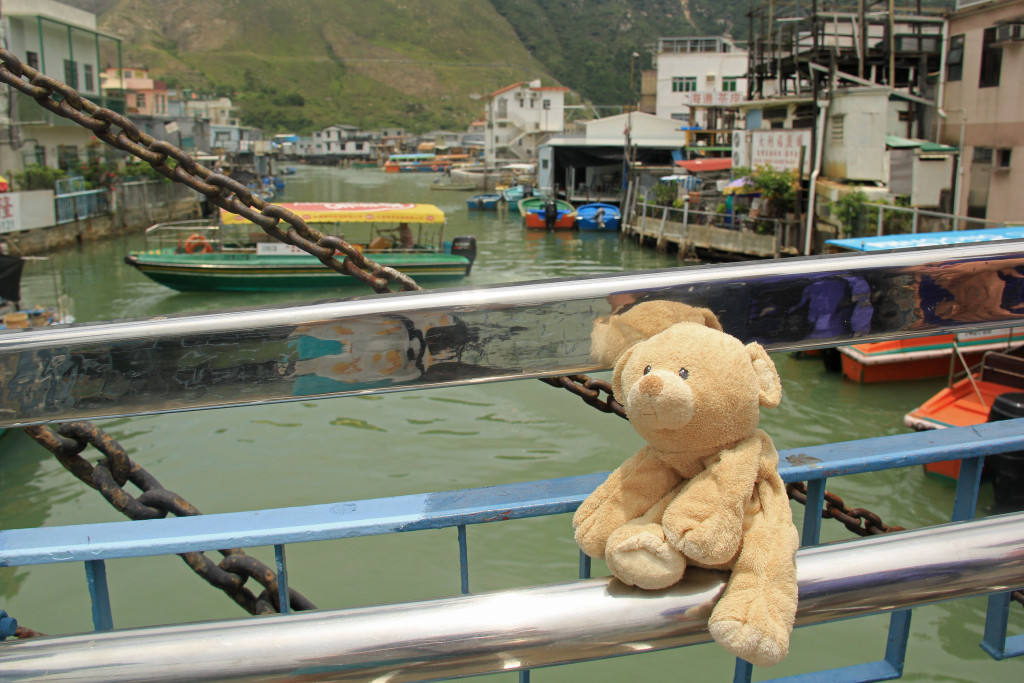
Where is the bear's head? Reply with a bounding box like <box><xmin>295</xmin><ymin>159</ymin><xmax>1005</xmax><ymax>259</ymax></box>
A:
<box><xmin>612</xmin><ymin>322</ymin><xmax>782</xmax><ymax>456</ymax></box>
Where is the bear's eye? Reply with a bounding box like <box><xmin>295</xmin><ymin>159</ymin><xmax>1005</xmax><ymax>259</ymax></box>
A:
<box><xmin>643</xmin><ymin>365</ymin><xmax>652</xmax><ymax>375</ymax></box>
<box><xmin>678</xmin><ymin>367</ymin><xmax>689</xmax><ymax>380</ymax></box>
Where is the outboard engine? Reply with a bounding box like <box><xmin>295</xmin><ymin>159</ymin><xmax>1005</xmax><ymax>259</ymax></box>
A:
<box><xmin>987</xmin><ymin>391</ymin><xmax>1024</xmax><ymax>511</ymax></box>
<box><xmin>450</xmin><ymin>236</ymin><xmax>477</xmax><ymax>274</ymax></box>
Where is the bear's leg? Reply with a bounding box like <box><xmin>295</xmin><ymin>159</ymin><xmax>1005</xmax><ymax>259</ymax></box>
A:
<box><xmin>707</xmin><ymin>484</ymin><xmax>799</xmax><ymax>667</ymax></box>
<box><xmin>605</xmin><ymin>484</ymin><xmax>686</xmax><ymax>590</ymax></box>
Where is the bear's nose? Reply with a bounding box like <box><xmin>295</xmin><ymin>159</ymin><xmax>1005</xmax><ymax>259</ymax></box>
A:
<box><xmin>639</xmin><ymin>373</ymin><xmax>663</xmax><ymax>395</ymax></box>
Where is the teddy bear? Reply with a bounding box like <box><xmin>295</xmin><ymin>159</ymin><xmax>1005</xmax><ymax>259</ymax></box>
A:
<box><xmin>573</xmin><ymin>302</ymin><xmax>799</xmax><ymax>667</ymax></box>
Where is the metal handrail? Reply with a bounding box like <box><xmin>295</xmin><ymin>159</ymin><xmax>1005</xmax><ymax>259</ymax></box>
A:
<box><xmin>3</xmin><ymin>512</ymin><xmax>1022</xmax><ymax>682</ymax></box>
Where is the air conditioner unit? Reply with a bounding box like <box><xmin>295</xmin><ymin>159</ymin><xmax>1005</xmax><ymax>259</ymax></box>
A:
<box><xmin>995</xmin><ymin>22</ymin><xmax>1024</xmax><ymax>43</ymax></box>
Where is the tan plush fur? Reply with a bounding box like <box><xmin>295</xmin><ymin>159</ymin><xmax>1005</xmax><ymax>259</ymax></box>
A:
<box><xmin>574</xmin><ymin>311</ymin><xmax>799</xmax><ymax>667</ymax></box>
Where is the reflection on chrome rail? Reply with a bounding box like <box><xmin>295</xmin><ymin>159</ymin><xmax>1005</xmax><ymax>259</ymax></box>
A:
<box><xmin>1</xmin><ymin>241</ymin><xmax>1024</xmax><ymax>427</ymax></box>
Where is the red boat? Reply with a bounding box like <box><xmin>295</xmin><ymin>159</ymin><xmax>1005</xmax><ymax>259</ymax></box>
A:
<box><xmin>904</xmin><ymin>348</ymin><xmax>1024</xmax><ymax>479</ymax></box>
<box><xmin>519</xmin><ymin>198</ymin><xmax>576</xmax><ymax>230</ymax></box>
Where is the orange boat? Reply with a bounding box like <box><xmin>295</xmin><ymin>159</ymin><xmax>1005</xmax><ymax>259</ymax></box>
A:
<box><xmin>904</xmin><ymin>349</ymin><xmax>1024</xmax><ymax>479</ymax></box>
<box><xmin>839</xmin><ymin>327</ymin><xmax>1024</xmax><ymax>383</ymax></box>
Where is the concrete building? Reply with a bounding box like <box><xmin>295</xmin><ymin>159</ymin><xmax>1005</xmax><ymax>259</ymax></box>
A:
<box><xmin>484</xmin><ymin>81</ymin><xmax>569</xmax><ymax>163</ymax></box>
<box><xmin>100</xmin><ymin>67</ymin><xmax>169</xmax><ymax>117</ymax></box>
<box><xmin>654</xmin><ymin>37</ymin><xmax>748</xmax><ymax>129</ymax></box>
<box><xmin>311</xmin><ymin>125</ymin><xmax>378</xmax><ymax>161</ymax></box>
<box><xmin>185</xmin><ymin>96</ymin><xmax>238</xmax><ymax>127</ymax></box>
<box><xmin>538</xmin><ymin>112</ymin><xmax>688</xmax><ymax>203</ymax></box>
<box><xmin>0</xmin><ymin>0</ymin><xmax>123</xmax><ymax>173</ymax></box>
<box><xmin>940</xmin><ymin>0</ymin><xmax>1024</xmax><ymax>222</ymax></box>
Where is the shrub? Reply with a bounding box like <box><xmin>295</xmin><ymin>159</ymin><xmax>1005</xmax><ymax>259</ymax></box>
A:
<box><xmin>11</xmin><ymin>164</ymin><xmax>66</xmax><ymax>191</ymax></box>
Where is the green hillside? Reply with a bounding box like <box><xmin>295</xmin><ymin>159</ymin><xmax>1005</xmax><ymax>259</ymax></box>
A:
<box><xmin>72</xmin><ymin>0</ymin><xmax>757</xmax><ymax>134</ymax></box>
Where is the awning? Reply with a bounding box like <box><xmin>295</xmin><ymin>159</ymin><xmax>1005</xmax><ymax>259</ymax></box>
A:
<box><xmin>885</xmin><ymin>136</ymin><xmax>957</xmax><ymax>154</ymax></box>
<box><xmin>674</xmin><ymin>157</ymin><xmax>732</xmax><ymax>172</ymax></box>
<box><xmin>221</xmin><ymin>203</ymin><xmax>446</xmax><ymax>225</ymax></box>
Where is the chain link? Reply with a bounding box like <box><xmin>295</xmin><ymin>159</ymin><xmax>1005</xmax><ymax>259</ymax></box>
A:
<box><xmin>22</xmin><ymin>423</ymin><xmax>316</xmax><ymax>618</ymax></box>
<box><xmin>786</xmin><ymin>482</ymin><xmax>905</xmax><ymax>536</ymax></box>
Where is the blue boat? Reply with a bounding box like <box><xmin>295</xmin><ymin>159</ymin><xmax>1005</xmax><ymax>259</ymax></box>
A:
<box><xmin>575</xmin><ymin>203</ymin><xmax>621</xmax><ymax>231</ymax></box>
<box><xmin>501</xmin><ymin>184</ymin><xmax>535</xmax><ymax>206</ymax></box>
<box><xmin>466</xmin><ymin>193</ymin><xmax>503</xmax><ymax>211</ymax></box>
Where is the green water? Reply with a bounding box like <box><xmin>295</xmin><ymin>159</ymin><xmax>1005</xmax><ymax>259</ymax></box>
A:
<box><xmin>2</xmin><ymin>167</ymin><xmax>1022</xmax><ymax>681</ymax></box>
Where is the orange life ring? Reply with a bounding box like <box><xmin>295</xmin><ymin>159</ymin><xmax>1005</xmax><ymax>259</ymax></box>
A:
<box><xmin>431</xmin><ymin>164</ymin><xmax>439</xmax><ymax>171</ymax></box>
<box><xmin>184</xmin><ymin>233</ymin><xmax>213</xmax><ymax>254</ymax></box>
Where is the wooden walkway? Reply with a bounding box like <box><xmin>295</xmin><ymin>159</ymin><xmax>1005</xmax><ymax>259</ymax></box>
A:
<box><xmin>623</xmin><ymin>212</ymin><xmax>782</xmax><ymax>260</ymax></box>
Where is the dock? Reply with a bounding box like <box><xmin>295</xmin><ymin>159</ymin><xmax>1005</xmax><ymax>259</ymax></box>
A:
<box><xmin>622</xmin><ymin>201</ymin><xmax>798</xmax><ymax>260</ymax></box>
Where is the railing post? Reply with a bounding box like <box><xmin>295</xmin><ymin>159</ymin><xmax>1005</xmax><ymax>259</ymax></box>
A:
<box><xmin>912</xmin><ymin>207</ymin><xmax>919</xmax><ymax>234</ymax></box>
<box><xmin>657</xmin><ymin>206</ymin><xmax>669</xmax><ymax>251</ymax></box>
<box><xmin>877</xmin><ymin>205</ymin><xmax>884</xmax><ymax>236</ymax></box>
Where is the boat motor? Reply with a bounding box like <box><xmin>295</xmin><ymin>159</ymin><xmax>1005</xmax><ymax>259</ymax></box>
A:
<box><xmin>450</xmin><ymin>236</ymin><xmax>477</xmax><ymax>274</ymax></box>
<box><xmin>986</xmin><ymin>391</ymin><xmax>1024</xmax><ymax>511</ymax></box>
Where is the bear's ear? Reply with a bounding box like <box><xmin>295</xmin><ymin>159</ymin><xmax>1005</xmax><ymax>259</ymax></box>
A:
<box><xmin>611</xmin><ymin>344</ymin><xmax>637</xmax><ymax>402</ymax></box>
<box><xmin>746</xmin><ymin>342</ymin><xmax>782</xmax><ymax>408</ymax></box>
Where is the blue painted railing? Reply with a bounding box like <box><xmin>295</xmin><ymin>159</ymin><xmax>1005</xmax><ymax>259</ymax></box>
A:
<box><xmin>1</xmin><ymin>419</ymin><xmax>1023</xmax><ymax>681</ymax></box>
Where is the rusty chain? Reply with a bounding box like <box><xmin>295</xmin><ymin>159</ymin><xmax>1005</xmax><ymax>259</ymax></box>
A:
<box><xmin>786</xmin><ymin>482</ymin><xmax>904</xmax><ymax>536</ymax></box>
<box><xmin>0</xmin><ymin>47</ymin><xmax>418</xmax><ymax>295</ymax></box>
<box><xmin>20</xmin><ymin>422</ymin><xmax>315</xmax><ymax>619</ymax></box>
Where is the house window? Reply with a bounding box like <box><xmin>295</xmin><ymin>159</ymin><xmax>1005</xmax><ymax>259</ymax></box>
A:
<box><xmin>672</xmin><ymin>76</ymin><xmax>697</xmax><ymax>92</ymax></box>
<box><xmin>997</xmin><ymin>148</ymin><xmax>1012</xmax><ymax>169</ymax></box>
<box><xmin>830</xmin><ymin>115</ymin><xmax>844</xmax><ymax>144</ymax></box>
<box><xmin>57</xmin><ymin>144</ymin><xmax>80</xmax><ymax>171</ymax></box>
<box><xmin>26</xmin><ymin>51</ymin><xmax>39</xmax><ymax>70</ymax></box>
<box><xmin>543</xmin><ymin>99</ymin><xmax>551</xmax><ymax>109</ymax></box>
<box><xmin>63</xmin><ymin>59</ymin><xmax>78</xmax><ymax>88</ymax></box>
<box><xmin>946</xmin><ymin>34</ymin><xmax>964</xmax><ymax>82</ymax></box>
<box><xmin>123</xmin><ymin>69</ymin><xmax>132</xmax><ymax>78</ymax></box>
<box><xmin>723</xmin><ymin>77</ymin><xmax>739</xmax><ymax>92</ymax></box>
<box><xmin>135</xmin><ymin>93</ymin><xmax>146</xmax><ymax>108</ymax></box>
<box><xmin>83</xmin><ymin>64</ymin><xmax>94</xmax><ymax>92</ymax></box>
<box><xmin>979</xmin><ymin>27</ymin><xmax>1002</xmax><ymax>88</ymax></box>
<box><xmin>497</xmin><ymin>98</ymin><xmax>508</xmax><ymax>118</ymax></box>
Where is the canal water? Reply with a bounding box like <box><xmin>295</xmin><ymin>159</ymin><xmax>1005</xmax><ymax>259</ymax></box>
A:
<box><xmin>2</xmin><ymin>166</ymin><xmax>1022</xmax><ymax>681</ymax></box>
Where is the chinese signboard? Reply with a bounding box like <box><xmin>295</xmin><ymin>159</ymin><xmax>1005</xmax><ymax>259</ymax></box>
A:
<box><xmin>680</xmin><ymin>91</ymin><xmax>745</xmax><ymax>107</ymax></box>
<box><xmin>0</xmin><ymin>191</ymin><xmax>57</xmax><ymax>235</ymax></box>
<box><xmin>731</xmin><ymin>129</ymin><xmax>812</xmax><ymax>174</ymax></box>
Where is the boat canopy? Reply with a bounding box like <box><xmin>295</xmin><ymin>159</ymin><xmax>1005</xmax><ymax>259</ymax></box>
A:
<box><xmin>221</xmin><ymin>202</ymin><xmax>446</xmax><ymax>225</ymax></box>
<box><xmin>826</xmin><ymin>226</ymin><xmax>1024</xmax><ymax>252</ymax></box>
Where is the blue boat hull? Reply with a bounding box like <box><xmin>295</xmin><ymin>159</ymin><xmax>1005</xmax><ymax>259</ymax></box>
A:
<box><xmin>576</xmin><ymin>203</ymin><xmax>621</xmax><ymax>231</ymax></box>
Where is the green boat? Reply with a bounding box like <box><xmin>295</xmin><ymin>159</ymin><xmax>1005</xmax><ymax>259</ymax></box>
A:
<box><xmin>125</xmin><ymin>203</ymin><xmax>477</xmax><ymax>292</ymax></box>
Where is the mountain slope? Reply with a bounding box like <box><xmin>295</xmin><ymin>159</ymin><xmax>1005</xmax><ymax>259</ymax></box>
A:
<box><xmin>68</xmin><ymin>0</ymin><xmax>758</xmax><ymax>133</ymax></box>
<box><xmin>94</xmin><ymin>0</ymin><xmax>558</xmax><ymax>132</ymax></box>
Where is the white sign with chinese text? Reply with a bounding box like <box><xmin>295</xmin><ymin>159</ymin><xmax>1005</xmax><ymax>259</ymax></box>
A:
<box><xmin>732</xmin><ymin>129</ymin><xmax>811</xmax><ymax>173</ymax></box>
<box><xmin>0</xmin><ymin>191</ymin><xmax>57</xmax><ymax>235</ymax></box>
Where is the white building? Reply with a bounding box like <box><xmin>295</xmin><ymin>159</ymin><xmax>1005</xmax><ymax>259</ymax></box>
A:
<box><xmin>485</xmin><ymin>80</ymin><xmax>568</xmax><ymax>163</ymax></box>
<box><xmin>185</xmin><ymin>96</ymin><xmax>238</xmax><ymax>127</ymax></box>
<box><xmin>0</xmin><ymin>0</ymin><xmax>122</xmax><ymax>173</ymax></box>
<box><xmin>311</xmin><ymin>125</ymin><xmax>378</xmax><ymax>160</ymax></box>
<box><xmin>654</xmin><ymin>37</ymin><xmax>748</xmax><ymax>129</ymax></box>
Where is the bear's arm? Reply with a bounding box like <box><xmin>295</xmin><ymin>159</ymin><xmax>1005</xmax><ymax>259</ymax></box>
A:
<box><xmin>572</xmin><ymin>445</ymin><xmax>682</xmax><ymax>559</ymax></box>
<box><xmin>661</xmin><ymin>431</ymin><xmax>770</xmax><ymax>565</ymax></box>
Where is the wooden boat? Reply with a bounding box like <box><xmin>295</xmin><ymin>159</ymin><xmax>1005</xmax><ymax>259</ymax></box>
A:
<box><xmin>124</xmin><ymin>203</ymin><xmax>477</xmax><ymax>292</ymax></box>
<box><xmin>575</xmin><ymin>203</ymin><xmax>621</xmax><ymax>231</ymax></box>
<box><xmin>519</xmin><ymin>197</ymin><xmax>576</xmax><ymax>230</ymax></box>
<box><xmin>904</xmin><ymin>348</ymin><xmax>1024</xmax><ymax>480</ymax></box>
<box><xmin>827</xmin><ymin>227</ymin><xmax>1024</xmax><ymax>383</ymax></box>
<box><xmin>466</xmin><ymin>194</ymin><xmax>503</xmax><ymax>210</ymax></box>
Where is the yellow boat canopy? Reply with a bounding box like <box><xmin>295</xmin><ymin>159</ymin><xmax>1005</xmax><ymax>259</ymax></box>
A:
<box><xmin>221</xmin><ymin>202</ymin><xmax>446</xmax><ymax>225</ymax></box>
